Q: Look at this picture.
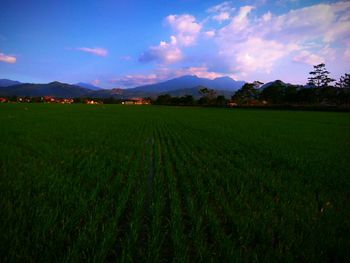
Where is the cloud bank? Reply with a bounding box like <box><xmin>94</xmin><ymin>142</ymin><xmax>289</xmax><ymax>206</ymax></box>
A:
<box><xmin>123</xmin><ymin>1</ymin><xmax>350</xmax><ymax>87</ymax></box>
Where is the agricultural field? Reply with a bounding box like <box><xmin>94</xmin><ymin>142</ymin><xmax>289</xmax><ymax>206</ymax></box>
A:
<box><xmin>1</xmin><ymin>104</ymin><xmax>349</xmax><ymax>262</ymax></box>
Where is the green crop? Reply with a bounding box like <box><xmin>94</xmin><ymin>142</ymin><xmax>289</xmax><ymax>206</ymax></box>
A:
<box><xmin>1</xmin><ymin>104</ymin><xmax>349</xmax><ymax>262</ymax></box>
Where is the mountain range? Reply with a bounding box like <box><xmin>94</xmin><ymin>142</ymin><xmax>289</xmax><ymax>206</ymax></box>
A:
<box><xmin>0</xmin><ymin>75</ymin><xmax>245</xmax><ymax>99</ymax></box>
<box><xmin>132</xmin><ymin>75</ymin><xmax>244</xmax><ymax>93</ymax></box>
<box><xmin>75</xmin><ymin>82</ymin><xmax>102</xmax><ymax>91</ymax></box>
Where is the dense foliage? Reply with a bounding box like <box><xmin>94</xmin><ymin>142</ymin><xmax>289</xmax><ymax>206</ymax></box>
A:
<box><xmin>1</xmin><ymin>104</ymin><xmax>349</xmax><ymax>262</ymax></box>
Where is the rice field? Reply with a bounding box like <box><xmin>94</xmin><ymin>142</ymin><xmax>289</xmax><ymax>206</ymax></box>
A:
<box><xmin>1</xmin><ymin>103</ymin><xmax>349</xmax><ymax>262</ymax></box>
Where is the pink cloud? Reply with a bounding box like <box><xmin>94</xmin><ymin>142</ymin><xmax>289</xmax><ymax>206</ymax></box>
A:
<box><xmin>204</xmin><ymin>30</ymin><xmax>215</xmax><ymax>38</ymax></box>
<box><xmin>110</xmin><ymin>66</ymin><xmax>231</xmax><ymax>87</ymax></box>
<box><xmin>0</xmin><ymin>52</ymin><xmax>16</xmax><ymax>63</ymax></box>
<box><xmin>76</xmin><ymin>47</ymin><xmax>107</xmax><ymax>57</ymax></box>
<box><xmin>110</xmin><ymin>74</ymin><xmax>159</xmax><ymax>87</ymax></box>
<box><xmin>173</xmin><ymin>66</ymin><xmax>225</xmax><ymax>79</ymax></box>
<box><xmin>293</xmin><ymin>51</ymin><xmax>324</xmax><ymax>65</ymax></box>
<box><xmin>345</xmin><ymin>49</ymin><xmax>350</xmax><ymax>59</ymax></box>
<box><xmin>91</xmin><ymin>79</ymin><xmax>100</xmax><ymax>86</ymax></box>
<box><xmin>207</xmin><ymin>1</ymin><xmax>235</xmax><ymax>22</ymax></box>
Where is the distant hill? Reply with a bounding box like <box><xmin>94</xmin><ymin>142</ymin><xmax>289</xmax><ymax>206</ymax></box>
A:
<box><xmin>0</xmin><ymin>79</ymin><xmax>21</xmax><ymax>87</ymax></box>
<box><xmin>259</xmin><ymin>80</ymin><xmax>301</xmax><ymax>90</ymax></box>
<box><xmin>0</xmin><ymin>75</ymin><xmax>243</xmax><ymax>99</ymax></box>
<box><xmin>131</xmin><ymin>75</ymin><xmax>244</xmax><ymax>93</ymax></box>
<box><xmin>259</xmin><ymin>79</ymin><xmax>291</xmax><ymax>90</ymax></box>
<box><xmin>75</xmin><ymin>82</ymin><xmax>102</xmax><ymax>91</ymax></box>
<box><xmin>0</xmin><ymin>81</ymin><xmax>91</xmax><ymax>98</ymax></box>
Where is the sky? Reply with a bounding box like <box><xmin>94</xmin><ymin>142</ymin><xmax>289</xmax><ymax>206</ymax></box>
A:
<box><xmin>0</xmin><ymin>0</ymin><xmax>349</xmax><ymax>88</ymax></box>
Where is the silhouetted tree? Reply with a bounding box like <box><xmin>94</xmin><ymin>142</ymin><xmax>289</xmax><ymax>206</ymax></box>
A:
<box><xmin>199</xmin><ymin>87</ymin><xmax>216</xmax><ymax>98</ymax></box>
<box><xmin>198</xmin><ymin>96</ymin><xmax>210</xmax><ymax>105</ymax></box>
<box><xmin>198</xmin><ymin>86</ymin><xmax>217</xmax><ymax>105</ymax></box>
<box><xmin>155</xmin><ymin>94</ymin><xmax>172</xmax><ymax>105</ymax></box>
<box><xmin>215</xmin><ymin>95</ymin><xmax>227</xmax><ymax>107</ymax></box>
<box><xmin>232</xmin><ymin>82</ymin><xmax>260</xmax><ymax>104</ymax></box>
<box><xmin>182</xmin><ymin>95</ymin><xmax>194</xmax><ymax>105</ymax></box>
<box><xmin>261</xmin><ymin>80</ymin><xmax>286</xmax><ymax>104</ymax></box>
<box><xmin>307</xmin><ymin>63</ymin><xmax>335</xmax><ymax>88</ymax></box>
<box><xmin>336</xmin><ymin>73</ymin><xmax>350</xmax><ymax>89</ymax></box>
<box><xmin>284</xmin><ymin>85</ymin><xmax>299</xmax><ymax>104</ymax></box>
<box><xmin>296</xmin><ymin>88</ymin><xmax>318</xmax><ymax>104</ymax></box>
<box><xmin>337</xmin><ymin>88</ymin><xmax>350</xmax><ymax>105</ymax></box>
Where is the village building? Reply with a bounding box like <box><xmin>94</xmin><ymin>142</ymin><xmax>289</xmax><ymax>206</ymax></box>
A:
<box><xmin>121</xmin><ymin>97</ymin><xmax>150</xmax><ymax>105</ymax></box>
<box><xmin>17</xmin><ymin>97</ymin><xmax>31</xmax><ymax>103</ymax></box>
<box><xmin>227</xmin><ymin>100</ymin><xmax>238</xmax><ymax>107</ymax></box>
<box><xmin>85</xmin><ymin>99</ymin><xmax>102</xmax><ymax>104</ymax></box>
<box><xmin>57</xmin><ymin>98</ymin><xmax>74</xmax><ymax>104</ymax></box>
<box><xmin>43</xmin><ymin>96</ymin><xmax>56</xmax><ymax>103</ymax></box>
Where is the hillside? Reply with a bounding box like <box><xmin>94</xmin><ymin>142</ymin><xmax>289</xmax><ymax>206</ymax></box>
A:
<box><xmin>0</xmin><ymin>81</ymin><xmax>91</xmax><ymax>98</ymax></box>
<box><xmin>0</xmin><ymin>79</ymin><xmax>22</xmax><ymax>87</ymax></box>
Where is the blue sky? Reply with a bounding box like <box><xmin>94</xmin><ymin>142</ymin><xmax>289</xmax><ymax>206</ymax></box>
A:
<box><xmin>0</xmin><ymin>0</ymin><xmax>349</xmax><ymax>88</ymax></box>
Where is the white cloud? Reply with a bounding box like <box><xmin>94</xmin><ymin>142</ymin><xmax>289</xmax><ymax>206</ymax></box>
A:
<box><xmin>166</xmin><ymin>14</ymin><xmax>202</xmax><ymax>46</ymax></box>
<box><xmin>211</xmin><ymin>2</ymin><xmax>350</xmax><ymax>78</ymax></box>
<box><xmin>76</xmin><ymin>47</ymin><xmax>107</xmax><ymax>57</ymax></box>
<box><xmin>262</xmin><ymin>11</ymin><xmax>272</xmax><ymax>22</ymax></box>
<box><xmin>0</xmin><ymin>52</ymin><xmax>16</xmax><ymax>63</ymax></box>
<box><xmin>257</xmin><ymin>2</ymin><xmax>350</xmax><ymax>44</ymax></box>
<box><xmin>139</xmin><ymin>38</ymin><xmax>182</xmax><ymax>64</ymax></box>
<box><xmin>234</xmin><ymin>37</ymin><xmax>299</xmax><ymax>74</ymax></box>
<box><xmin>293</xmin><ymin>50</ymin><xmax>324</xmax><ymax>65</ymax></box>
<box><xmin>140</xmin><ymin>14</ymin><xmax>201</xmax><ymax>64</ymax></box>
<box><xmin>216</xmin><ymin>6</ymin><xmax>296</xmax><ymax>75</ymax></box>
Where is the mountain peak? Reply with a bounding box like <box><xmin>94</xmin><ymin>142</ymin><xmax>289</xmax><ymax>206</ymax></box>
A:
<box><xmin>176</xmin><ymin>75</ymin><xmax>199</xmax><ymax>80</ymax></box>
<box><xmin>49</xmin><ymin>81</ymin><xmax>62</xmax><ymax>85</ymax></box>
<box><xmin>0</xmin><ymin>79</ymin><xmax>22</xmax><ymax>87</ymax></box>
<box><xmin>132</xmin><ymin>75</ymin><xmax>245</xmax><ymax>93</ymax></box>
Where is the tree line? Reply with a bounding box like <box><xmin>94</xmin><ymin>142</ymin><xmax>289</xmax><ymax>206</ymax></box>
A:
<box><xmin>154</xmin><ymin>64</ymin><xmax>350</xmax><ymax>108</ymax></box>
